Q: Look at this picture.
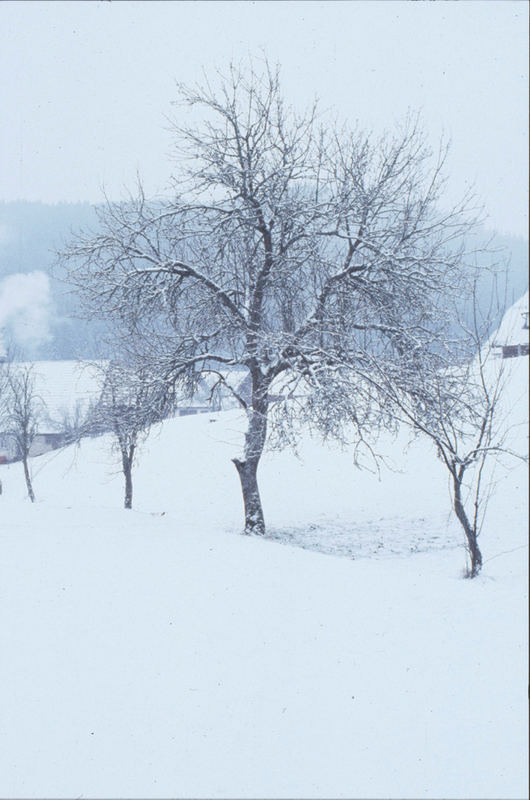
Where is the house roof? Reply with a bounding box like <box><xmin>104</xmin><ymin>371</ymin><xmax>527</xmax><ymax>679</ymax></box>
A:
<box><xmin>491</xmin><ymin>291</ymin><xmax>529</xmax><ymax>347</ymax></box>
<box><xmin>10</xmin><ymin>360</ymin><xmax>106</xmax><ymax>432</ymax></box>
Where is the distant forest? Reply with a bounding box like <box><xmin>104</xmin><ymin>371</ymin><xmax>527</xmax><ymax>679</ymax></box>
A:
<box><xmin>0</xmin><ymin>200</ymin><xmax>528</xmax><ymax>361</ymax></box>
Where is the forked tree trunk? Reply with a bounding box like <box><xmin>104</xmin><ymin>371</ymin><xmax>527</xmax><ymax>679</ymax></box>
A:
<box><xmin>452</xmin><ymin>470</ymin><xmax>482</xmax><ymax>578</ymax></box>
<box><xmin>23</xmin><ymin>456</ymin><xmax>35</xmax><ymax>503</ymax></box>
<box><xmin>233</xmin><ymin>376</ymin><xmax>269</xmax><ymax>535</ymax></box>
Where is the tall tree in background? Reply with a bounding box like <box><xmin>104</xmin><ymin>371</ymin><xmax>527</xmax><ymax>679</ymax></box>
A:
<box><xmin>63</xmin><ymin>62</ymin><xmax>482</xmax><ymax>535</ymax></box>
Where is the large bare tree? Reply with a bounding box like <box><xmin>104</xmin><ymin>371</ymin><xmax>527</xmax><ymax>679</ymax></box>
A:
<box><xmin>63</xmin><ymin>62</ymin><xmax>481</xmax><ymax>535</ymax></box>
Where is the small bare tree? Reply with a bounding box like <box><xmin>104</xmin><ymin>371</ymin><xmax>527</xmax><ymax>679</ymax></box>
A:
<box><xmin>372</xmin><ymin>286</ymin><xmax>526</xmax><ymax>577</ymax></box>
<box><xmin>62</xmin><ymin>61</ymin><xmax>483</xmax><ymax>535</ymax></box>
<box><xmin>0</xmin><ymin>354</ymin><xmax>11</xmax><ymax>493</ymax></box>
<box><xmin>6</xmin><ymin>365</ymin><xmax>43</xmax><ymax>502</ymax></box>
<box><xmin>90</xmin><ymin>361</ymin><xmax>171</xmax><ymax>509</ymax></box>
<box><xmin>0</xmin><ymin>354</ymin><xmax>10</xmax><ymax>432</ymax></box>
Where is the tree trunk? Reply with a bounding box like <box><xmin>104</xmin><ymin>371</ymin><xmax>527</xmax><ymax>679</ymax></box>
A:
<box><xmin>122</xmin><ymin>449</ymin><xmax>133</xmax><ymax>510</ymax></box>
<box><xmin>23</xmin><ymin>456</ymin><xmax>35</xmax><ymax>503</ymax></box>
<box><xmin>124</xmin><ymin>465</ymin><xmax>133</xmax><ymax>510</ymax></box>
<box><xmin>233</xmin><ymin>374</ymin><xmax>268</xmax><ymax>535</ymax></box>
<box><xmin>233</xmin><ymin>456</ymin><xmax>265</xmax><ymax>535</ymax></box>
<box><xmin>453</xmin><ymin>470</ymin><xmax>482</xmax><ymax>578</ymax></box>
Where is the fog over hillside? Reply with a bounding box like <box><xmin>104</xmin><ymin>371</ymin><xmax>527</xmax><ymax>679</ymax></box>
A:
<box><xmin>0</xmin><ymin>201</ymin><xmax>528</xmax><ymax>360</ymax></box>
<box><xmin>0</xmin><ymin>202</ymin><xmax>101</xmax><ymax>359</ymax></box>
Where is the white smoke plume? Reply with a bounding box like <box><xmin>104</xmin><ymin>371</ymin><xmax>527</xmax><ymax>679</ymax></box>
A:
<box><xmin>0</xmin><ymin>271</ymin><xmax>53</xmax><ymax>352</ymax></box>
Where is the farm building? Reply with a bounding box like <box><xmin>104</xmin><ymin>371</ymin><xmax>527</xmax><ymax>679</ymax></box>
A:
<box><xmin>492</xmin><ymin>291</ymin><xmax>529</xmax><ymax>360</ymax></box>
<box><xmin>0</xmin><ymin>360</ymin><xmax>105</xmax><ymax>462</ymax></box>
<box><xmin>0</xmin><ymin>361</ymin><xmax>252</xmax><ymax>462</ymax></box>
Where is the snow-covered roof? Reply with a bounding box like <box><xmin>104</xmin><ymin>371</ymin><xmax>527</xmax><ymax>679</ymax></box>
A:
<box><xmin>11</xmin><ymin>360</ymin><xmax>106</xmax><ymax>432</ymax></box>
<box><xmin>492</xmin><ymin>291</ymin><xmax>529</xmax><ymax>346</ymax></box>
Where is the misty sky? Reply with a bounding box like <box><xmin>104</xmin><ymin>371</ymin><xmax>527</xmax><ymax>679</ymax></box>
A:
<box><xmin>1</xmin><ymin>0</ymin><xmax>527</xmax><ymax>237</ymax></box>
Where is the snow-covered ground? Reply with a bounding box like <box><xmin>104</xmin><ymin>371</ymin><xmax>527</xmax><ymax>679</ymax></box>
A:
<box><xmin>0</xmin><ymin>318</ymin><xmax>528</xmax><ymax>797</ymax></box>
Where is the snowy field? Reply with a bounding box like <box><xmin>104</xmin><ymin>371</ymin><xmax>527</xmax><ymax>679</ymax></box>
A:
<box><xmin>0</xmin><ymin>352</ymin><xmax>528</xmax><ymax>797</ymax></box>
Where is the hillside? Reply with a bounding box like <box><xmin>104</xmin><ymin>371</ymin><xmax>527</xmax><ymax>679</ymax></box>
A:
<box><xmin>0</xmin><ymin>309</ymin><xmax>528</xmax><ymax>797</ymax></box>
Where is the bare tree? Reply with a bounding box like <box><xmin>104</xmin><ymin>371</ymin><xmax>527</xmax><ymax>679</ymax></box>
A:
<box><xmin>370</xmin><ymin>285</ymin><xmax>526</xmax><ymax>577</ymax></box>
<box><xmin>62</xmin><ymin>62</ymin><xmax>482</xmax><ymax>535</ymax></box>
<box><xmin>0</xmin><ymin>354</ymin><xmax>11</xmax><ymax>494</ymax></box>
<box><xmin>5</xmin><ymin>365</ymin><xmax>43</xmax><ymax>502</ymax></box>
<box><xmin>0</xmin><ymin>354</ymin><xmax>10</xmax><ymax>433</ymax></box>
<box><xmin>90</xmin><ymin>361</ymin><xmax>171</xmax><ymax>509</ymax></box>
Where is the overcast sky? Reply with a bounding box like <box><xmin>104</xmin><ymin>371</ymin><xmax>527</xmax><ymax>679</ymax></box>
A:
<box><xmin>1</xmin><ymin>0</ymin><xmax>527</xmax><ymax>237</ymax></box>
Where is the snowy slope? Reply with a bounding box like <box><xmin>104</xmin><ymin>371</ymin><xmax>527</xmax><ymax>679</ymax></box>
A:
<box><xmin>0</xmin><ymin>306</ymin><xmax>527</xmax><ymax>798</ymax></box>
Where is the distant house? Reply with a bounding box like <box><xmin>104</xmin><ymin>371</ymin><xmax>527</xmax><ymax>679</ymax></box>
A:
<box><xmin>199</xmin><ymin>370</ymin><xmax>251</xmax><ymax>410</ymax></box>
<box><xmin>0</xmin><ymin>360</ymin><xmax>318</xmax><ymax>464</ymax></box>
<box><xmin>198</xmin><ymin>369</ymin><xmax>308</xmax><ymax>409</ymax></box>
<box><xmin>492</xmin><ymin>292</ymin><xmax>529</xmax><ymax>360</ymax></box>
<box><xmin>495</xmin><ymin>343</ymin><xmax>529</xmax><ymax>359</ymax></box>
<box><xmin>0</xmin><ymin>430</ymin><xmax>68</xmax><ymax>463</ymax></box>
<box><xmin>0</xmin><ymin>361</ymin><xmax>252</xmax><ymax>462</ymax></box>
<box><xmin>0</xmin><ymin>360</ymin><xmax>105</xmax><ymax>463</ymax></box>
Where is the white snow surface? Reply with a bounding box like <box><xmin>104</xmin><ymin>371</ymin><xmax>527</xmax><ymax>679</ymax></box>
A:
<box><xmin>0</xmin><ymin>322</ymin><xmax>528</xmax><ymax>797</ymax></box>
